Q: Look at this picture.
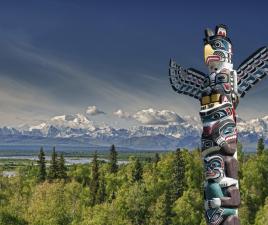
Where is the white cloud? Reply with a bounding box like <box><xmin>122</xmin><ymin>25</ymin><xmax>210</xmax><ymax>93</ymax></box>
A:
<box><xmin>133</xmin><ymin>108</ymin><xmax>184</xmax><ymax>125</ymax></box>
<box><xmin>113</xmin><ymin>109</ymin><xmax>131</xmax><ymax>119</ymax></box>
<box><xmin>86</xmin><ymin>106</ymin><xmax>105</xmax><ymax>116</ymax></box>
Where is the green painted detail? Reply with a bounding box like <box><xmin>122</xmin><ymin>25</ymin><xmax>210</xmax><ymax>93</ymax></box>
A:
<box><xmin>205</xmin><ymin>181</ymin><xmax>224</xmax><ymax>199</ymax></box>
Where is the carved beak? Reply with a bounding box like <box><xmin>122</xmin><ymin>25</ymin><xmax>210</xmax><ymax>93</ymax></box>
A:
<box><xmin>204</xmin><ymin>44</ymin><xmax>220</xmax><ymax>64</ymax></box>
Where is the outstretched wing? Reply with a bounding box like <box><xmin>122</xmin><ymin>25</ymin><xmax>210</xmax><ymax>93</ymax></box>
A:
<box><xmin>237</xmin><ymin>46</ymin><xmax>268</xmax><ymax>98</ymax></box>
<box><xmin>169</xmin><ymin>59</ymin><xmax>206</xmax><ymax>100</ymax></box>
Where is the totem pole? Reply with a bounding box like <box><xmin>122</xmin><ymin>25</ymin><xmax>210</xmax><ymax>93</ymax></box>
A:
<box><xmin>168</xmin><ymin>24</ymin><xmax>268</xmax><ymax>225</ymax></box>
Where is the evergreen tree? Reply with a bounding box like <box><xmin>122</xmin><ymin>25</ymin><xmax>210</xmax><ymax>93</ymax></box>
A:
<box><xmin>97</xmin><ymin>173</ymin><xmax>106</xmax><ymax>204</ymax></box>
<box><xmin>171</xmin><ymin>148</ymin><xmax>186</xmax><ymax>202</ymax></box>
<box><xmin>237</xmin><ymin>142</ymin><xmax>244</xmax><ymax>163</ymax></box>
<box><xmin>109</xmin><ymin>144</ymin><xmax>118</xmax><ymax>173</ymax></box>
<box><xmin>237</xmin><ymin>142</ymin><xmax>244</xmax><ymax>179</ymax></box>
<box><xmin>37</xmin><ymin>147</ymin><xmax>46</xmax><ymax>182</ymax></box>
<box><xmin>132</xmin><ymin>158</ymin><xmax>143</xmax><ymax>182</ymax></box>
<box><xmin>257</xmin><ymin>137</ymin><xmax>265</xmax><ymax>156</ymax></box>
<box><xmin>90</xmin><ymin>151</ymin><xmax>100</xmax><ymax>205</ymax></box>
<box><xmin>48</xmin><ymin>147</ymin><xmax>58</xmax><ymax>180</ymax></box>
<box><xmin>111</xmin><ymin>191</ymin><xmax>116</xmax><ymax>201</ymax></box>
<box><xmin>154</xmin><ymin>153</ymin><xmax>160</xmax><ymax>164</ymax></box>
<box><xmin>57</xmin><ymin>154</ymin><xmax>67</xmax><ymax>180</ymax></box>
<box><xmin>163</xmin><ymin>189</ymin><xmax>173</xmax><ymax>225</ymax></box>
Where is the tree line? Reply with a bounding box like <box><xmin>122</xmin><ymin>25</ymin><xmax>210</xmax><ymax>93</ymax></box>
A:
<box><xmin>0</xmin><ymin>140</ymin><xmax>268</xmax><ymax>225</ymax></box>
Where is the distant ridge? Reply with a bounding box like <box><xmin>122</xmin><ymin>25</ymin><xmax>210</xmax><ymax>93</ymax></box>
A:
<box><xmin>0</xmin><ymin>113</ymin><xmax>267</xmax><ymax>151</ymax></box>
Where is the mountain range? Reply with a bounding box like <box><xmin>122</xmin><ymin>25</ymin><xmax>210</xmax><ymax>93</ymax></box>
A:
<box><xmin>0</xmin><ymin>113</ymin><xmax>267</xmax><ymax>151</ymax></box>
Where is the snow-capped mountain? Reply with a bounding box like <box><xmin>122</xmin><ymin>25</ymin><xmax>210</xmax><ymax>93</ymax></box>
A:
<box><xmin>0</xmin><ymin>113</ymin><xmax>267</xmax><ymax>151</ymax></box>
<box><xmin>237</xmin><ymin>116</ymin><xmax>268</xmax><ymax>134</ymax></box>
<box><xmin>27</xmin><ymin>114</ymin><xmax>96</xmax><ymax>136</ymax></box>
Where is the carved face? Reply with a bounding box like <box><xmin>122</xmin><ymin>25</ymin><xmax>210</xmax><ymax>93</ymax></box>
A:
<box><xmin>204</xmin><ymin>24</ymin><xmax>233</xmax><ymax>74</ymax></box>
<box><xmin>200</xmin><ymin>102</ymin><xmax>234</xmax><ymax>137</ymax></box>
<box><xmin>204</xmin><ymin>38</ymin><xmax>232</xmax><ymax>64</ymax></box>
<box><xmin>217</xmin><ymin>121</ymin><xmax>237</xmax><ymax>145</ymax></box>
<box><xmin>204</xmin><ymin>155</ymin><xmax>225</xmax><ymax>180</ymax></box>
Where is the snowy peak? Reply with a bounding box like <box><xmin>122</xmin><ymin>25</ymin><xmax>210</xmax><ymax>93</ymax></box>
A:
<box><xmin>16</xmin><ymin>114</ymin><xmax>268</xmax><ymax>140</ymax></box>
<box><xmin>29</xmin><ymin>122</ymin><xmax>47</xmax><ymax>131</ymax></box>
<box><xmin>26</xmin><ymin>113</ymin><xmax>97</xmax><ymax>137</ymax></box>
<box><xmin>237</xmin><ymin>116</ymin><xmax>268</xmax><ymax>134</ymax></box>
<box><xmin>49</xmin><ymin>114</ymin><xmax>95</xmax><ymax>130</ymax></box>
<box><xmin>1</xmin><ymin>113</ymin><xmax>268</xmax><ymax>151</ymax></box>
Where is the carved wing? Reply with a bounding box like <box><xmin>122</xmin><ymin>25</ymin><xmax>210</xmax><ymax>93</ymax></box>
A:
<box><xmin>237</xmin><ymin>46</ymin><xmax>268</xmax><ymax>97</ymax></box>
<box><xmin>169</xmin><ymin>59</ymin><xmax>206</xmax><ymax>100</ymax></box>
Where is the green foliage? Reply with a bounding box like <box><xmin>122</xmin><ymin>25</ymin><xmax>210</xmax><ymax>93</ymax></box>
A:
<box><xmin>184</xmin><ymin>149</ymin><xmax>203</xmax><ymax>191</ymax></box>
<box><xmin>240</xmin><ymin>150</ymin><xmax>268</xmax><ymax>223</ymax></box>
<box><xmin>257</xmin><ymin>137</ymin><xmax>265</xmax><ymax>156</ymax></box>
<box><xmin>255</xmin><ymin>197</ymin><xmax>268</xmax><ymax>225</ymax></box>
<box><xmin>48</xmin><ymin>147</ymin><xmax>58</xmax><ymax>180</ymax></box>
<box><xmin>96</xmin><ymin>173</ymin><xmax>106</xmax><ymax>204</ymax></box>
<box><xmin>131</xmin><ymin>157</ymin><xmax>143</xmax><ymax>182</ymax></box>
<box><xmin>170</xmin><ymin>148</ymin><xmax>186</xmax><ymax>202</ymax></box>
<box><xmin>0</xmin><ymin>210</ymin><xmax>28</xmax><ymax>225</ymax></box>
<box><xmin>1</xmin><ymin>147</ymin><xmax>268</xmax><ymax>225</ymax></box>
<box><xmin>172</xmin><ymin>188</ymin><xmax>204</xmax><ymax>225</ymax></box>
<box><xmin>154</xmin><ymin>153</ymin><xmax>160</xmax><ymax>164</ymax></box>
<box><xmin>148</xmin><ymin>190</ymin><xmax>172</xmax><ymax>225</ymax></box>
<box><xmin>90</xmin><ymin>151</ymin><xmax>100</xmax><ymax>206</ymax></box>
<box><xmin>27</xmin><ymin>182</ymin><xmax>72</xmax><ymax>225</ymax></box>
<box><xmin>37</xmin><ymin>147</ymin><xmax>46</xmax><ymax>183</ymax></box>
<box><xmin>69</xmin><ymin>164</ymin><xmax>90</xmax><ymax>186</ymax></box>
<box><xmin>115</xmin><ymin>182</ymin><xmax>150</xmax><ymax>225</ymax></box>
<box><xmin>57</xmin><ymin>154</ymin><xmax>67</xmax><ymax>180</ymax></box>
<box><xmin>237</xmin><ymin>142</ymin><xmax>244</xmax><ymax>179</ymax></box>
<box><xmin>47</xmin><ymin>148</ymin><xmax>68</xmax><ymax>181</ymax></box>
<box><xmin>109</xmin><ymin>144</ymin><xmax>118</xmax><ymax>174</ymax></box>
<box><xmin>81</xmin><ymin>202</ymin><xmax>129</xmax><ymax>225</ymax></box>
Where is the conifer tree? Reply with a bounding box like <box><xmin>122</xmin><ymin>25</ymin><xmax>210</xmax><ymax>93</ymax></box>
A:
<box><xmin>48</xmin><ymin>147</ymin><xmax>58</xmax><ymax>180</ymax></box>
<box><xmin>37</xmin><ymin>147</ymin><xmax>46</xmax><ymax>182</ymax></box>
<box><xmin>90</xmin><ymin>151</ymin><xmax>100</xmax><ymax>205</ymax></box>
<box><xmin>109</xmin><ymin>144</ymin><xmax>118</xmax><ymax>173</ymax></box>
<box><xmin>257</xmin><ymin>137</ymin><xmax>265</xmax><ymax>156</ymax></box>
<box><xmin>132</xmin><ymin>157</ymin><xmax>143</xmax><ymax>182</ymax></box>
<box><xmin>170</xmin><ymin>148</ymin><xmax>186</xmax><ymax>202</ymax></box>
<box><xmin>237</xmin><ymin>142</ymin><xmax>244</xmax><ymax>163</ymax></box>
<box><xmin>111</xmin><ymin>191</ymin><xmax>116</xmax><ymax>201</ymax></box>
<box><xmin>97</xmin><ymin>173</ymin><xmax>106</xmax><ymax>204</ymax></box>
<box><xmin>163</xmin><ymin>188</ymin><xmax>173</xmax><ymax>225</ymax></box>
<box><xmin>154</xmin><ymin>152</ymin><xmax>160</xmax><ymax>164</ymax></box>
<box><xmin>57</xmin><ymin>153</ymin><xmax>67</xmax><ymax>180</ymax></box>
<box><xmin>237</xmin><ymin>142</ymin><xmax>244</xmax><ymax>178</ymax></box>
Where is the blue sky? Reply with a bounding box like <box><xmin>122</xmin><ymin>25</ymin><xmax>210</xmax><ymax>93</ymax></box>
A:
<box><xmin>0</xmin><ymin>0</ymin><xmax>267</xmax><ymax>127</ymax></box>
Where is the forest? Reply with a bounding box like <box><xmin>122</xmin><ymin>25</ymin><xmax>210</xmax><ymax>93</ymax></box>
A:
<box><xmin>0</xmin><ymin>139</ymin><xmax>268</xmax><ymax>225</ymax></box>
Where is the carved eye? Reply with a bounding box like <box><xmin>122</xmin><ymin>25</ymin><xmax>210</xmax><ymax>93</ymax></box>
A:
<box><xmin>211</xmin><ymin>162</ymin><xmax>217</xmax><ymax>168</ymax></box>
<box><xmin>224</xmin><ymin>127</ymin><xmax>234</xmax><ymax>135</ymax></box>
<box><xmin>212</xmin><ymin>114</ymin><xmax>220</xmax><ymax>120</ymax></box>
<box><xmin>214</xmin><ymin>41</ymin><xmax>223</xmax><ymax>48</ymax></box>
<box><xmin>211</xmin><ymin>112</ymin><xmax>225</xmax><ymax>120</ymax></box>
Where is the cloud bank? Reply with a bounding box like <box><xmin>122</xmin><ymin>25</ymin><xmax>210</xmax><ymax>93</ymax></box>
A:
<box><xmin>133</xmin><ymin>108</ymin><xmax>184</xmax><ymax>125</ymax></box>
<box><xmin>86</xmin><ymin>106</ymin><xmax>105</xmax><ymax>116</ymax></box>
<box><xmin>113</xmin><ymin>109</ymin><xmax>131</xmax><ymax>119</ymax></box>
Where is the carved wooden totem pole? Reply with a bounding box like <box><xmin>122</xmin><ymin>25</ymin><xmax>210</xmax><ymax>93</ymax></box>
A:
<box><xmin>168</xmin><ymin>24</ymin><xmax>268</xmax><ymax>225</ymax></box>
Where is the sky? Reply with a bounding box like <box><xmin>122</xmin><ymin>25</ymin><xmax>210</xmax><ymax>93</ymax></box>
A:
<box><xmin>0</xmin><ymin>0</ymin><xmax>268</xmax><ymax>127</ymax></box>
